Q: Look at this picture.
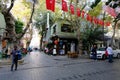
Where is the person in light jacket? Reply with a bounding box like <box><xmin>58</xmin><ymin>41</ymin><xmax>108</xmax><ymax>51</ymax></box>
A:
<box><xmin>107</xmin><ymin>44</ymin><xmax>113</xmax><ymax>63</ymax></box>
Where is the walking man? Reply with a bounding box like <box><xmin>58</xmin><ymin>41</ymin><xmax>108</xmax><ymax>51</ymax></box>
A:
<box><xmin>107</xmin><ymin>44</ymin><xmax>113</xmax><ymax>63</ymax></box>
<box><xmin>11</xmin><ymin>45</ymin><xmax>19</xmax><ymax>71</ymax></box>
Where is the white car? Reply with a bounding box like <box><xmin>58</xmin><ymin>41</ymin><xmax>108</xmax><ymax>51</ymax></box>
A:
<box><xmin>90</xmin><ymin>47</ymin><xmax>120</xmax><ymax>60</ymax></box>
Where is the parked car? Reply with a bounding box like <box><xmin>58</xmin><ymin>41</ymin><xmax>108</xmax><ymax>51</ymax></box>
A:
<box><xmin>90</xmin><ymin>47</ymin><xmax>120</xmax><ymax>60</ymax></box>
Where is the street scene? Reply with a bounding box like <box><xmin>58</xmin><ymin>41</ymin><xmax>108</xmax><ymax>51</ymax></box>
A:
<box><xmin>0</xmin><ymin>51</ymin><xmax>120</xmax><ymax>80</ymax></box>
<box><xmin>1</xmin><ymin>0</ymin><xmax>120</xmax><ymax>80</ymax></box>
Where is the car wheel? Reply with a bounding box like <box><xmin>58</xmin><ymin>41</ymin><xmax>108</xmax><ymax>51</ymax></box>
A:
<box><xmin>117</xmin><ymin>53</ymin><xmax>120</xmax><ymax>59</ymax></box>
<box><xmin>102</xmin><ymin>55</ymin><xmax>106</xmax><ymax>60</ymax></box>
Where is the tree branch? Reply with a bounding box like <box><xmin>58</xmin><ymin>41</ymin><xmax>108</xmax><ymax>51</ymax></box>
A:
<box><xmin>7</xmin><ymin>0</ymin><xmax>15</xmax><ymax>14</ymax></box>
<box><xmin>17</xmin><ymin>2</ymin><xmax>35</xmax><ymax>40</ymax></box>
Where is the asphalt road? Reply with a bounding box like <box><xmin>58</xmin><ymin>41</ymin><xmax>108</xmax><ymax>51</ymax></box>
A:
<box><xmin>0</xmin><ymin>51</ymin><xmax>120</xmax><ymax>80</ymax></box>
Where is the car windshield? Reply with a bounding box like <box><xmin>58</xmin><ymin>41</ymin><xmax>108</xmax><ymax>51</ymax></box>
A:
<box><xmin>97</xmin><ymin>48</ymin><xmax>105</xmax><ymax>51</ymax></box>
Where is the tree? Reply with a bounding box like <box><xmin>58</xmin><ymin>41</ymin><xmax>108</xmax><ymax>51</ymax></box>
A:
<box><xmin>34</xmin><ymin>11</ymin><xmax>54</xmax><ymax>50</ymax></box>
<box><xmin>17</xmin><ymin>0</ymin><xmax>36</xmax><ymax>41</ymax></box>
<box><xmin>66</xmin><ymin>0</ymin><xmax>102</xmax><ymax>54</ymax></box>
<box><xmin>1</xmin><ymin>0</ymin><xmax>16</xmax><ymax>43</ymax></box>
<box><xmin>0</xmin><ymin>0</ymin><xmax>37</xmax><ymax>48</ymax></box>
<box><xmin>82</xmin><ymin>26</ymin><xmax>104</xmax><ymax>51</ymax></box>
<box><xmin>105</xmin><ymin>0</ymin><xmax>120</xmax><ymax>47</ymax></box>
<box><xmin>33</xmin><ymin>0</ymin><xmax>63</xmax><ymax>50</ymax></box>
<box><xmin>34</xmin><ymin>5</ymin><xmax>48</xmax><ymax>50</ymax></box>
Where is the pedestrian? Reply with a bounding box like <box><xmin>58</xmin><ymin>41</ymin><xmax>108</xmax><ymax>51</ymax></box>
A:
<box><xmin>106</xmin><ymin>44</ymin><xmax>113</xmax><ymax>63</ymax></box>
<box><xmin>10</xmin><ymin>45</ymin><xmax>19</xmax><ymax>71</ymax></box>
<box><xmin>7</xmin><ymin>47</ymin><xmax>11</xmax><ymax>59</ymax></box>
<box><xmin>27</xmin><ymin>47</ymin><xmax>31</xmax><ymax>54</ymax></box>
<box><xmin>91</xmin><ymin>44</ymin><xmax>97</xmax><ymax>60</ymax></box>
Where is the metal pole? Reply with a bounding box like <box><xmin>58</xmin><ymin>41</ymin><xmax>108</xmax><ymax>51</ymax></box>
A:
<box><xmin>47</xmin><ymin>12</ymin><xmax>50</xmax><ymax>29</ymax></box>
<box><xmin>103</xmin><ymin>12</ymin><xmax>106</xmax><ymax>47</ymax></box>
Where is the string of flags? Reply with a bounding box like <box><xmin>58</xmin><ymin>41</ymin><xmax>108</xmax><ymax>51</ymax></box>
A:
<box><xmin>46</xmin><ymin>0</ymin><xmax>111</xmax><ymax>27</ymax></box>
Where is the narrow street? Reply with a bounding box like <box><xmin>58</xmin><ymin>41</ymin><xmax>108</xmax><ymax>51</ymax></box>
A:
<box><xmin>0</xmin><ymin>51</ymin><xmax>120</xmax><ymax>80</ymax></box>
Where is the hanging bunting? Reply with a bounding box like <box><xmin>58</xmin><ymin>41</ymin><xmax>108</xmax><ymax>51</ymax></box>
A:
<box><xmin>62</xmin><ymin>0</ymin><xmax>68</xmax><ymax>12</ymax></box>
<box><xmin>105</xmin><ymin>22</ymin><xmax>110</xmax><ymax>26</ymax></box>
<box><xmin>93</xmin><ymin>17</ymin><xmax>98</xmax><ymax>24</ymax></box>
<box><xmin>86</xmin><ymin>14</ymin><xmax>90</xmax><ymax>21</ymax></box>
<box><xmin>46</xmin><ymin>0</ymin><xmax>55</xmax><ymax>12</ymax></box>
<box><xmin>97</xmin><ymin>19</ymin><xmax>104</xmax><ymax>26</ymax></box>
<box><xmin>86</xmin><ymin>14</ymin><xmax>93</xmax><ymax>23</ymax></box>
<box><xmin>45</xmin><ymin>0</ymin><xmax>111</xmax><ymax>27</ymax></box>
<box><xmin>103</xmin><ymin>5</ymin><xmax>117</xmax><ymax>18</ymax></box>
<box><xmin>90</xmin><ymin>16</ymin><xmax>93</xmax><ymax>23</ymax></box>
<box><xmin>70</xmin><ymin>4</ymin><xmax>74</xmax><ymax>14</ymax></box>
<box><xmin>77</xmin><ymin>8</ymin><xmax>81</xmax><ymax>17</ymax></box>
<box><xmin>81</xmin><ymin>11</ymin><xmax>85</xmax><ymax>18</ymax></box>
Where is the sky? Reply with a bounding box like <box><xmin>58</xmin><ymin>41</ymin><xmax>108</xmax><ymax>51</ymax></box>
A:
<box><xmin>30</xmin><ymin>28</ymin><xmax>40</xmax><ymax>49</ymax></box>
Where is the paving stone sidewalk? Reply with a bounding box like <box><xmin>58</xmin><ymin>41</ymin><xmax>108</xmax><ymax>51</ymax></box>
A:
<box><xmin>0</xmin><ymin>51</ymin><xmax>90</xmax><ymax>68</ymax></box>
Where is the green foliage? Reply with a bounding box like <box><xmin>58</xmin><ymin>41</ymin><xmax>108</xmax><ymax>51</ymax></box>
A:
<box><xmin>15</xmin><ymin>19</ymin><xmax>24</xmax><ymax>34</ymax></box>
<box><xmin>89</xmin><ymin>2</ymin><xmax>102</xmax><ymax>17</ymax></box>
<box><xmin>22</xmin><ymin>0</ymin><xmax>31</xmax><ymax>8</ymax></box>
<box><xmin>34</xmin><ymin>11</ymin><xmax>54</xmax><ymax>36</ymax></box>
<box><xmin>82</xmin><ymin>27</ymin><xmax>104</xmax><ymax>50</ymax></box>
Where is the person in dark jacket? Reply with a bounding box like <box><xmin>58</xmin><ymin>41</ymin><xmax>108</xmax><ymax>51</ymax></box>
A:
<box><xmin>11</xmin><ymin>45</ymin><xmax>19</xmax><ymax>71</ymax></box>
<box><xmin>91</xmin><ymin>44</ymin><xmax>97</xmax><ymax>60</ymax></box>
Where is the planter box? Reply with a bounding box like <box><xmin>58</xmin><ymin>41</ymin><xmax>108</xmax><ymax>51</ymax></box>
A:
<box><xmin>67</xmin><ymin>52</ymin><xmax>78</xmax><ymax>58</ymax></box>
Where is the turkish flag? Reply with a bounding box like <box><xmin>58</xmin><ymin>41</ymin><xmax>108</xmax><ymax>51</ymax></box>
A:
<box><xmin>105</xmin><ymin>22</ymin><xmax>110</xmax><ymax>26</ymax></box>
<box><xmin>81</xmin><ymin>11</ymin><xmax>85</xmax><ymax>18</ymax></box>
<box><xmin>70</xmin><ymin>4</ymin><xmax>74</xmax><ymax>14</ymax></box>
<box><xmin>46</xmin><ymin>0</ymin><xmax>55</xmax><ymax>12</ymax></box>
<box><xmin>77</xmin><ymin>8</ymin><xmax>81</xmax><ymax>17</ymax></box>
<box><xmin>98</xmin><ymin>20</ymin><xmax>104</xmax><ymax>26</ymax></box>
<box><xmin>62</xmin><ymin>0</ymin><xmax>68</xmax><ymax>12</ymax></box>
<box><xmin>86</xmin><ymin>14</ymin><xmax>90</xmax><ymax>21</ymax></box>
<box><xmin>87</xmin><ymin>14</ymin><xmax>93</xmax><ymax>23</ymax></box>
<box><xmin>93</xmin><ymin>17</ymin><xmax>98</xmax><ymax>24</ymax></box>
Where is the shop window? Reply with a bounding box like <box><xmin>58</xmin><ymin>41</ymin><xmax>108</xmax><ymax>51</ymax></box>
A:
<box><xmin>53</xmin><ymin>25</ymin><xmax>56</xmax><ymax>34</ymax></box>
<box><xmin>61</xmin><ymin>24</ymin><xmax>74</xmax><ymax>33</ymax></box>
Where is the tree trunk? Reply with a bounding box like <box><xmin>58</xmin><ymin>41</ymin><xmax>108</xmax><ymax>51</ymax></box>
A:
<box><xmin>1</xmin><ymin>0</ymin><xmax>35</xmax><ymax>50</ymax></box>
<box><xmin>111</xmin><ymin>20</ymin><xmax>118</xmax><ymax>47</ymax></box>
<box><xmin>1</xmin><ymin>0</ymin><xmax>16</xmax><ymax>41</ymax></box>
<box><xmin>74</xmin><ymin>0</ymin><xmax>83</xmax><ymax>55</ymax></box>
<box><xmin>40</xmin><ymin>34</ymin><xmax>43</xmax><ymax>51</ymax></box>
<box><xmin>77</xmin><ymin>28</ymin><xmax>83</xmax><ymax>54</ymax></box>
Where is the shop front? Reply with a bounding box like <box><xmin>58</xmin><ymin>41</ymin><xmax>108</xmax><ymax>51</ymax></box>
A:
<box><xmin>49</xmin><ymin>36</ymin><xmax>78</xmax><ymax>55</ymax></box>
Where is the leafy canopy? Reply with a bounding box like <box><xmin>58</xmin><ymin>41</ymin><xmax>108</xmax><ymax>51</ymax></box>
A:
<box><xmin>15</xmin><ymin>19</ymin><xmax>24</xmax><ymax>34</ymax></box>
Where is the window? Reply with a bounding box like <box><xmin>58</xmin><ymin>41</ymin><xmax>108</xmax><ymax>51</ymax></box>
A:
<box><xmin>61</xmin><ymin>24</ymin><xmax>74</xmax><ymax>33</ymax></box>
<box><xmin>97</xmin><ymin>48</ymin><xmax>105</xmax><ymax>51</ymax></box>
<box><xmin>53</xmin><ymin>25</ymin><xmax>56</xmax><ymax>34</ymax></box>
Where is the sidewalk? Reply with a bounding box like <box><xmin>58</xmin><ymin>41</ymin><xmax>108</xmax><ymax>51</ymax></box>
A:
<box><xmin>0</xmin><ymin>52</ymin><xmax>90</xmax><ymax>68</ymax></box>
<box><xmin>0</xmin><ymin>53</ymin><xmax>27</xmax><ymax>67</ymax></box>
<box><xmin>0</xmin><ymin>59</ymin><xmax>11</xmax><ymax>65</ymax></box>
<box><xmin>0</xmin><ymin>58</ymin><xmax>24</xmax><ymax>68</ymax></box>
